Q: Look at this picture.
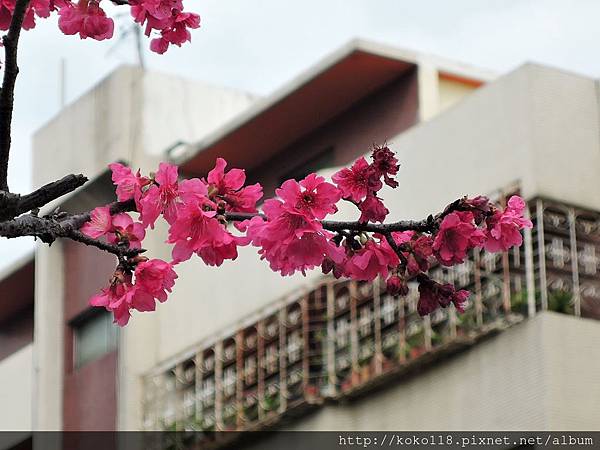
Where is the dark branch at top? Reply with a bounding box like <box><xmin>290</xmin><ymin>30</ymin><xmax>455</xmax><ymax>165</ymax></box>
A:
<box><xmin>0</xmin><ymin>0</ymin><xmax>32</xmax><ymax>192</ymax></box>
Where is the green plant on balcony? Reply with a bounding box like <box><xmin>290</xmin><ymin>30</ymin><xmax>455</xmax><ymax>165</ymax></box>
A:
<box><xmin>262</xmin><ymin>392</ymin><xmax>279</xmax><ymax>412</ymax></box>
<box><xmin>430</xmin><ymin>330</ymin><xmax>444</xmax><ymax>346</ymax></box>
<box><xmin>548</xmin><ymin>289</ymin><xmax>574</xmax><ymax>314</ymax></box>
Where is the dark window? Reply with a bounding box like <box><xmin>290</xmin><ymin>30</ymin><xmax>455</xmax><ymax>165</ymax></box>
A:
<box><xmin>72</xmin><ymin>309</ymin><xmax>118</xmax><ymax>369</ymax></box>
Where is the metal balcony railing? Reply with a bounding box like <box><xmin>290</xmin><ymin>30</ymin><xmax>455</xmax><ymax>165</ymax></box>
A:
<box><xmin>142</xmin><ymin>195</ymin><xmax>600</xmax><ymax>440</ymax></box>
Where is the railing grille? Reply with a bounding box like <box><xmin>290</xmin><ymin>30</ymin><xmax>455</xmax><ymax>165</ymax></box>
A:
<box><xmin>142</xmin><ymin>196</ymin><xmax>600</xmax><ymax>435</ymax></box>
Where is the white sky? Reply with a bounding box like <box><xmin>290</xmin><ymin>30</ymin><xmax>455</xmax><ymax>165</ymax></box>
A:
<box><xmin>2</xmin><ymin>0</ymin><xmax>600</xmax><ymax>271</ymax></box>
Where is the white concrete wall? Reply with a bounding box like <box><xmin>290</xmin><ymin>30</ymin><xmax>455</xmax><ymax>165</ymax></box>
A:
<box><xmin>278</xmin><ymin>312</ymin><xmax>600</xmax><ymax>431</ymax></box>
<box><xmin>33</xmin><ymin>67</ymin><xmax>143</xmax><ymax>189</ymax></box>
<box><xmin>0</xmin><ymin>345</ymin><xmax>33</xmax><ymax>431</ymax></box>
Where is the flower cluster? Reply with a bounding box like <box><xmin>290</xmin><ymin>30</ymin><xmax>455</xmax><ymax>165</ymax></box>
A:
<box><xmin>130</xmin><ymin>0</ymin><xmax>200</xmax><ymax>54</ymax></box>
<box><xmin>58</xmin><ymin>0</ymin><xmax>114</xmax><ymax>41</ymax></box>
<box><xmin>239</xmin><ymin>173</ymin><xmax>343</xmax><ymax>276</ymax></box>
<box><xmin>332</xmin><ymin>145</ymin><xmax>398</xmax><ymax>223</ymax></box>
<box><xmin>0</xmin><ymin>0</ymin><xmax>199</xmax><ymax>53</ymax></box>
<box><xmin>86</xmin><ymin>159</ymin><xmax>262</xmax><ymax>325</ymax></box>
<box><xmin>83</xmin><ymin>147</ymin><xmax>532</xmax><ymax>325</ymax></box>
<box><xmin>1</xmin><ymin>0</ymin><xmax>52</xmax><ymax>31</ymax></box>
<box><xmin>90</xmin><ymin>259</ymin><xmax>177</xmax><ymax>326</ymax></box>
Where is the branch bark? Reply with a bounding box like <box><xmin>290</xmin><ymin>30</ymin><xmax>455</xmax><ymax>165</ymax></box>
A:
<box><xmin>59</xmin><ymin>198</ymin><xmax>136</xmax><ymax>230</ymax></box>
<box><xmin>224</xmin><ymin>202</ymin><xmax>460</xmax><ymax>235</ymax></box>
<box><xmin>0</xmin><ymin>0</ymin><xmax>32</xmax><ymax>192</ymax></box>
<box><xmin>0</xmin><ymin>212</ymin><xmax>143</xmax><ymax>257</ymax></box>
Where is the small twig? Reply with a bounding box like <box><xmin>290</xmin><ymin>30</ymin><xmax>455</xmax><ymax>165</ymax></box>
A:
<box><xmin>67</xmin><ymin>229</ymin><xmax>144</xmax><ymax>257</ymax></box>
<box><xmin>384</xmin><ymin>232</ymin><xmax>407</xmax><ymax>267</ymax></box>
<box><xmin>0</xmin><ymin>0</ymin><xmax>32</xmax><ymax>192</ymax></box>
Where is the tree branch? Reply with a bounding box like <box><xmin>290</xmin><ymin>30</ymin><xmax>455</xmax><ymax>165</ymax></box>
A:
<box><xmin>18</xmin><ymin>174</ymin><xmax>88</xmax><ymax>214</ymax></box>
<box><xmin>0</xmin><ymin>0</ymin><xmax>32</xmax><ymax>192</ymax></box>
<box><xmin>0</xmin><ymin>212</ymin><xmax>143</xmax><ymax>257</ymax></box>
<box><xmin>0</xmin><ymin>173</ymin><xmax>88</xmax><ymax>221</ymax></box>
<box><xmin>223</xmin><ymin>199</ymin><xmax>465</xmax><ymax>235</ymax></box>
<box><xmin>59</xmin><ymin>198</ymin><xmax>136</xmax><ymax>230</ymax></box>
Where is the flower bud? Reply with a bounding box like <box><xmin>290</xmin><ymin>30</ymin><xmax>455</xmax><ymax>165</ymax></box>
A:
<box><xmin>321</xmin><ymin>257</ymin><xmax>334</xmax><ymax>275</ymax></box>
<box><xmin>386</xmin><ymin>275</ymin><xmax>408</xmax><ymax>296</ymax></box>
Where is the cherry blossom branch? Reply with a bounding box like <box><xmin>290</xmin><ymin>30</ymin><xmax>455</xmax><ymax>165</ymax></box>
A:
<box><xmin>0</xmin><ymin>0</ymin><xmax>31</xmax><ymax>192</ymax></box>
<box><xmin>0</xmin><ymin>211</ymin><xmax>143</xmax><ymax>257</ymax></box>
<box><xmin>0</xmin><ymin>174</ymin><xmax>88</xmax><ymax>221</ymax></box>
<box><xmin>61</xmin><ymin>198</ymin><xmax>136</xmax><ymax>230</ymax></box>
<box><xmin>224</xmin><ymin>198</ymin><xmax>464</xmax><ymax>235</ymax></box>
<box><xmin>383</xmin><ymin>232</ymin><xmax>408</xmax><ymax>266</ymax></box>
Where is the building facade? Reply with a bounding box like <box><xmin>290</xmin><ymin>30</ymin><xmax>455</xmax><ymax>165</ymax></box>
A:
<box><xmin>1</xmin><ymin>40</ymin><xmax>599</xmax><ymax>445</ymax></box>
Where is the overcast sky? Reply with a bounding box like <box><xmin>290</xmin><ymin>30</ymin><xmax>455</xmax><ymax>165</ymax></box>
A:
<box><xmin>2</xmin><ymin>0</ymin><xmax>600</xmax><ymax>271</ymax></box>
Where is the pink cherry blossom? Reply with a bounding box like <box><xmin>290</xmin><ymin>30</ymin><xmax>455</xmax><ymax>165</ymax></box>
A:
<box><xmin>371</xmin><ymin>145</ymin><xmax>399</xmax><ymax>188</ymax></box>
<box><xmin>150</xmin><ymin>37</ymin><xmax>169</xmax><ymax>54</ymax></box>
<box><xmin>129</xmin><ymin>0</ymin><xmax>200</xmax><ymax>54</ymax></box>
<box><xmin>277</xmin><ymin>173</ymin><xmax>341</xmax><ymax>220</ymax></box>
<box><xmin>358</xmin><ymin>195</ymin><xmax>388</xmax><ymax>223</ymax></box>
<box><xmin>108</xmin><ymin>213</ymin><xmax>145</xmax><ymax>249</ymax></box>
<box><xmin>393</xmin><ymin>232</ymin><xmax>434</xmax><ymax>276</ymax></box>
<box><xmin>167</xmin><ymin>200</ymin><xmax>244</xmax><ymax>266</ymax></box>
<box><xmin>1</xmin><ymin>0</ymin><xmax>52</xmax><ymax>30</ymax></box>
<box><xmin>108</xmin><ymin>162</ymin><xmax>150</xmax><ymax>204</ymax></box>
<box><xmin>90</xmin><ymin>272</ymin><xmax>137</xmax><ymax>326</ymax></box>
<box><xmin>332</xmin><ymin>157</ymin><xmax>381</xmax><ymax>203</ymax></box>
<box><xmin>58</xmin><ymin>0</ymin><xmax>114</xmax><ymax>41</ymax></box>
<box><xmin>139</xmin><ymin>162</ymin><xmax>179</xmax><ymax>228</ymax></box>
<box><xmin>464</xmin><ymin>195</ymin><xmax>492</xmax><ymax>224</ymax></box>
<box><xmin>433</xmin><ymin>211</ymin><xmax>485</xmax><ymax>266</ymax></box>
<box><xmin>206</xmin><ymin>158</ymin><xmax>262</xmax><ymax>213</ymax></box>
<box><xmin>81</xmin><ymin>206</ymin><xmax>112</xmax><ymax>238</ymax></box>
<box><xmin>134</xmin><ymin>258</ymin><xmax>177</xmax><ymax>302</ymax></box>
<box><xmin>241</xmin><ymin>199</ymin><xmax>342</xmax><ymax>276</ymax></box>
<box><xmin>345</xmin><ymin>237</ymin><xmax>399</xmax><ymax>281</ymax></box>
<box><xmin>0</xmin><ymin>0</ymin><xmax>14</xmax><ymax>30</ymax></box>
<box><xmin>386</xmin><ymin>275</ymin><xmax>408</xmax><ymax>296</ymax></box>
<box><xmin>484</xmin><ymin>195</ymin><xmax>533</xmax><ymax>252</ymax></box>
<box><xmin>417</xmin><ymin>277</ymin><xmax>470</xmax><ymax>317</ymax></box>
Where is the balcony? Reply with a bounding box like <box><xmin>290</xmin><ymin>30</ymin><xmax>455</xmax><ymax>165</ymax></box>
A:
<box><xmin>141</xmin><ymin>196</ymin><xmax>600</xmax><ymax>442</ymax></box>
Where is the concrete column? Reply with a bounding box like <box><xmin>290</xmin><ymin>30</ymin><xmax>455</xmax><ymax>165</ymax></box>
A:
<box><xmin>417</xmin><ymin>62</ymin><xmax>440</xmax><ymax>121</ymax></box>
<box><xmin>32</xmin><ymin>242</ymin><xmax>65</xmax><ymax>431</ymax></box>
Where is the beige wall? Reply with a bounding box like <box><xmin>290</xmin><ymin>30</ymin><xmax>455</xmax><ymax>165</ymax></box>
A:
<box><xmin>438</xmin><ymin>77</ymin><xmax>478</xmax><ymax>113</ymax></box>
<box><xmin>0</xmin><ymin>345</ymin><xmax>33</xmax><ymax>431</ymax></box>
<box><xmin>379</xmin><ymin>63</ymin><xmax>600</xmax><ymax>223</ymax></box>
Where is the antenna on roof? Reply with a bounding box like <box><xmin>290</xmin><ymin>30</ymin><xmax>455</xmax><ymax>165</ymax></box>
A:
<box><xmin>106</xmin><ymin>15</ymin><xmax>146</xmax><ymax>70</ymax></box>
<box><xmin>59</xmin><ymin>58</ymin><xmax>66</xmax><ymax>108</ymax></box>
